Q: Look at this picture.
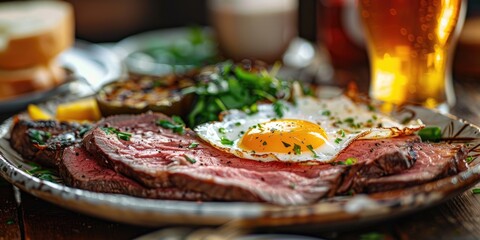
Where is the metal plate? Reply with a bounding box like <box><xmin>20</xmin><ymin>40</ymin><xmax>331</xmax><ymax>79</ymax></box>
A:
<box><xmin>0</xmin><ymin>106</ymin><xmax>479</xmax><ymax>229</ymax></box>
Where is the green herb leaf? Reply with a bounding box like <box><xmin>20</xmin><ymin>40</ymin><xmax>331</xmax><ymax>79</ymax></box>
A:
<box><xmin>293</xmin><ymin>144</ymin><xmax>301</xmax><ymax>155</ymax></box>
<box><xmin>188</xmin><ymin>142</ymin><xmax>199</xmax><ymax>149</ymax></box>
<box><xmin>472</xmin><ymin>188</ymin><xmax>480</xmax><ymax>194</ymax></box>
<box><xmin>417</xmin><ymin>126</ymin><xmax>442</xmax><ymax>142</ymax></box>
<box><xmin>186</xmin><ymin>61</ymin><xmax>303</xmax><ymax>127</ymax></box>
<box><xmin>332</xmin><ymin>157</ymin><xmax>358</xmax><ymax>166</ymax></box>
<box><xmin>344</xmin><ymin>157</ymin><xmax>357</xmax><ymax>165</ymax></box>
<box><xmin>218</xmin><ymin>127</ymin><xmax>227</xmax><ymax>134</ymax></box>
<box><xmin>335</xmin><ymin>138</ymin><xmax>342</xmax><ymax>144</ymax></box>
<box><xmin>337</xmin><ymin>129</ymin><xmax>346</xmax><ymax>137</ymax></box>
<box><xmin>101</xmin><ymin>127</ymin><xmax>132</xmax><ymax>141</ymax></box>
<box><xmin>322</xmin><ymin>110</ymin><xmax>331</xmax><ymax>116</ymax></box>
<box><xmin>273</xmin><ymin>101</ymin><xmax>285</xmax><ymax>118</ymax></box>
<box><xmin>306</xmin><ymin>144</ymin><xmax>319</xmax><ymax>158</ymax></box>
<box><xmin>220</xmin><ymin>136</ymin><xmax>234</xmax><ymax>146</ymax></box>
<box><xmin>156</xmin><ymin>116</ymin><xmax>186</xmax><ymax>135</ymax></box>
<box><xmin>184</xmin><ymin>155</ymin><xmax>196</xmax><ymax>164</ymax></box>
<box><xmin>466</xmin><ymin>156</ymin><xmax>475</xmax><ymax>163</ymax></box>
<box><xmin>24</xmin><ymin>162</ymin><xmax>58</xmax><ymax>182</ymax></box>
<box><xmin>172</xmin><ymin>115</ymin><xmax>185</xmax><ymax>125</ymax></box>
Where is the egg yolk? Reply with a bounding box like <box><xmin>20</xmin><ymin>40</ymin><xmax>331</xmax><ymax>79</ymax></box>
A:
<box><xmin>238</xmin><ymin>119</ymin><xmax>328</xmax><ymax>154</ymax></box>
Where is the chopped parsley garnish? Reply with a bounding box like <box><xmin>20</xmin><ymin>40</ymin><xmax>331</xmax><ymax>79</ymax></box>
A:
<box><xmin>235</xmin><ymin>122</ymin><xmax>242</xmax><ymax>126</ymax></box>
<box><xmin>293</xmin><ymin>144</ymin><xmax>301</xmax><ymax>155</ymax></box>
<box><xmin>333</xmin><ymin>157</ymin><xmax>358</xmax><ymax>166</ymax></box>
<box><xmin>218</xmin><ymin>127</ymin><xmax>227</xmax><ymax>134</ymax></box>
<box><xmin>188</xmin><ymin>142</ymin><xmax>199</xmax><ymax>149</ymax></box>
<box><xmin>306</xmin><ymin>144</ymin><xmax>319</xmax><ymax>158</ymax></box>
<box><xmin>185</xmin><ymin>61</ymin><xmax>307</xmax><ymax>127</ymax></box>
<box><xmin>466</xmin><ymin>156</ymin><xmax>475</xmax><ymax>163</ymax></box>
<box><xmin>417</xmin><ymin>126</ymin><xmax>442</xmax><ymax>142</ymax></box>
<box><xmin>334</xmin><ymin>138</ymin><xmax>342</xmax><ymax>144</ymax></box>
<box><xmin>344</xmin><ymin>157</ymin><xmax>357</xmax><ymax>165</ymax></box>
<box><xmin>367</xmin><ymin>105</ymin><xmax>376</xmax><ymax>111</ymax></box>
<box><xmin>282</xmin><ymin>141</ymin><xmax>291</xmax><ymax>148</ymax></box>
<box><xmin>220</xmin><ymin>136</ymin><xmax>234</xmax><ymax>146</ymax></box>
<box><xmin>344</xmin><ymin>117</ymin><xmax>354</xmax><ymax>124</ymax></box>
<box><xmin>322</xmin><ymin>110</ymin><xmax>331</xmax><ymax>116</ymax></box>
<box><xmin>184</xmin><ymin>155</ymin><xmax>196</xmax><ymax>164</ymax></box>
<box><xmin>343</xmin><ymin>117</ymin><xmax>360</xmax><ymax>128</ymax></box>
<box><xmin>101</xmin><ymin>127</ymin><xmax>132</xmax><ymax>141</ymax></box>
<box><xmin>337</xmin><ymin>129</ymin><xmax>346</xmax><ymax>137</ymax></box>
<box><xmin>156</xmin><ymin>115</ymin><xmax>186</xmax><ymax>135</ymax></box>
<box><xmin>24</xmin><ymin>162</ymin><xmax>58</xmax><ymax>182</ymax></box>
<box><xmin>273</xmin><ymin>100</ymin><xmax>285</xmax><ymax>118</ymax></box>
<box><xmin>472</xmin><ymin>188</ymin><xmax>480</xmax><ymax>194</ymax></box>
<box><xmin>27</xmin><ymin>129</ymin><xmax>52</xmax><ymax>145</ymax></box>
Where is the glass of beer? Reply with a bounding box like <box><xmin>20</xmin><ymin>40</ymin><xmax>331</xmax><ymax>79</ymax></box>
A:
<box><xmin>358</xmin><ymin>0</ymin><xmax>466</xmax><ymax>111</ymax></box>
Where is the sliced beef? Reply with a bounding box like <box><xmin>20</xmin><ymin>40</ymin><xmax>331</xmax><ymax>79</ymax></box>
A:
<box><xmin>60</xmin><ymin>146</ymin><xmax>208</xmax><ymax>201</ymax></box>
<box><xmin>335</xmin><ymin>136</ymin><xmax>419</xmax><ymax>177</ymax></box>
<box><xmin>82</xmin><ymin>113</ymin><xmax>419</xmax><ymax>205</ymax></box>
<box><xmin>353</xmin><ymin>143</ymin><xmax>469</xmax><ymax>193</ymax></box>
<box><xmin>334</xmin><ymin>136</ymin><xmax>418</xmax><ymax>194</ymax></box>
<box><xmin>10</xmin><ymin>119</ymin><xmax>91</xmax><ymax>168</ymax></box>
<box><xmin>12</xmin><ymin>113</ymin><xmax>464</xmax><ymax>205</ymax></box>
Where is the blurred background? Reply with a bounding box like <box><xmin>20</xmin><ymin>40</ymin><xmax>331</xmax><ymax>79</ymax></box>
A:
<box><xmin>1</xmin><ymin>0</ymin><xmax>479</xmax><ymax>86</ymax></box>
<box><xmin>59</xmin><ymin>0</ymin><xmax>478</xmax><ymax>43</ymax></box>
<box><xmin>66</xmin><ymin>0</ymin><xmax>315</xmax><ymax>43</ymax></box>
<box><xmin>63</xmin><ymin>0</ymin><xmax>480</xmax><ymax>81</ymax></box>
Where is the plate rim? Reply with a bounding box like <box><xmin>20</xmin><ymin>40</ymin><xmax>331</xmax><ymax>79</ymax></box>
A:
<box><xmin>0</xmin><ymin>105</ymin><xmax>479</xmax><ymax>228</ymax></box>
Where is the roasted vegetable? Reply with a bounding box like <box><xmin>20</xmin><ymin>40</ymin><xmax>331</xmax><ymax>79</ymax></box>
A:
<box><xmin>96</xmin><ymin>73</ymin><xmax>195</xmax><ymax>118</ymax></box>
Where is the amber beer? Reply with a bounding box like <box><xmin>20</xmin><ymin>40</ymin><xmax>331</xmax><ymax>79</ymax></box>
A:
<box><xmin>358</xmin><ymin>0</ymin><xmax>465</xmax><ymax>110</ymax></box>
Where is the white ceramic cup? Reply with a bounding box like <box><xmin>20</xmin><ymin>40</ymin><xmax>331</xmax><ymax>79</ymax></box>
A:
<box><xmin>208</xmin><ymin>0</ymin><xmax>298</xmax><ymax>63</ymax></box>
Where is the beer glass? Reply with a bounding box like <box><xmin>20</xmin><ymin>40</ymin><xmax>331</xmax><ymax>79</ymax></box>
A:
<box><xmin>358</xmin><ymin>0</ymin><xmax>466</xmax><ymax>111</ymax></box>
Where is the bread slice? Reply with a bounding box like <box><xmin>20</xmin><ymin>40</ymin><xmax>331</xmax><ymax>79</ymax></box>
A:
<box><xmin>0</xmin><ymin>1</ymin><xmax>74</xmax><ymax>69</ymax></box>
<box><xmin>0</xmin><ymin>61</ymin><xmax>66</xmax><ymax>100</ymax></box>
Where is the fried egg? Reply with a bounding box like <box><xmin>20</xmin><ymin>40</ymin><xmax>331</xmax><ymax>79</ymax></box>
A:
<box><xmin>194</xmin><ymin>95</ymin><xmax>424</xmax><ymax>162</ymax></box>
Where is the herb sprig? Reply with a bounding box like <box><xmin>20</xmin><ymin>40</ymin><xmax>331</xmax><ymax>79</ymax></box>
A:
<box><xmin>101</xmin><ymin>127</ymin><xmax>132</xmax><ymax>141</ymax></box>
<box><xmin>156</xmin><ymin>115</ymin><xmax>186</xmax><ymax>135</ymax></box>
<box><xmin>23</xmin><ymin>162</ymin><xmax>59</xmax><ymax>182</ymax></box>
<box><xmin>184</xmin><ymin>61</ymin><xmax>306</xmax><ymax>127</ymax></box>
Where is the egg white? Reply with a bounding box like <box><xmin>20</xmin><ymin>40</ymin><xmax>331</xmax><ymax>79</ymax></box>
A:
<box><xmin>194</xmin><ymin>95</ymin><xmax>424</xmax><ymax>162</ymax></box>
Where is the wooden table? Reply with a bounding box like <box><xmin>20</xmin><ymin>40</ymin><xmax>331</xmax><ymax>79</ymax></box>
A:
<box><xmin>0</xmin><ymin>79</ymin><xmax>479</xmax><ymax>240</ymax></box>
